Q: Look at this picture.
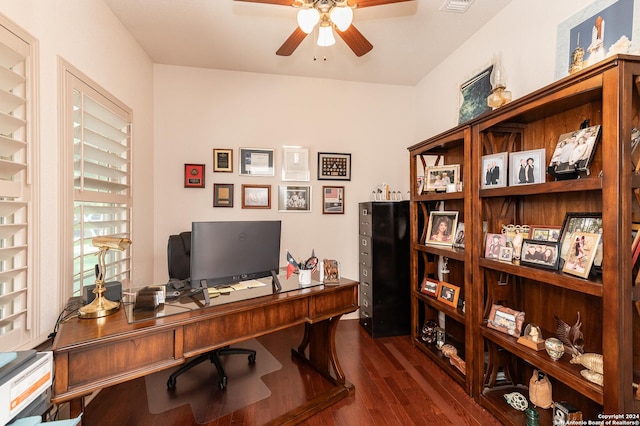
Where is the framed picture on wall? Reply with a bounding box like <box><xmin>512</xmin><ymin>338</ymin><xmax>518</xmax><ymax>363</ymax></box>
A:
<box><xmin>322</xmin><ymin>186</ymin><xmax>344</xmax><ymax>214</ymax></box>
<box><xmin>239</xmin><ymin>148</ymin><xmax>274</xmax><ymax>176</ymax></box>
<box><xmin>278</xmin><ymin>185</ymin><xmax>311</xmax><ymax>212</ymax></box>
<box><xmin>184</xmin><ymin>163</ymin><xmax>205</xmax><ymax>188</ymax></box>
<box><xmin>318</xmin><ymin>152</ymin><xmax>351</xmax><ymax>181</ymax></box>
<box><xmin>213</xmin><ymin>183</ymin><xmax>234</xmax><ymax>207</ymax></box>
<box><xmin>282</xmin><ymin>146</ymin><xmax>310</xmax><ymax>181</ymax></box>
<box><xmin>241</xmin><ymin>184</ymin><xmax>271</xmax><ymax>209</ymax></box>
<box><xmin>213</xmin><ymin>149</ymin><xmax>233</xmax><ymax>172</ymax></box>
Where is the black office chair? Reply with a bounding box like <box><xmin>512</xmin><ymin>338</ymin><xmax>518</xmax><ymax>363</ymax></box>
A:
<box><xmin>165</xmin><ymin>232</ymin><xmax>256</xmax><ymax>390</ymax></box>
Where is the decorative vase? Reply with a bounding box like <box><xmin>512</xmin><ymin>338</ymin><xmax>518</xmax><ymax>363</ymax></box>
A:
<box><xmin>545</xmin><ymin>337</ymin><xmax>565</xmax><ymax>360</ymax></box>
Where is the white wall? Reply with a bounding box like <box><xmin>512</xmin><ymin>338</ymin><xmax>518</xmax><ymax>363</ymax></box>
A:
<box><xmin>0</xmin><ymin>0</ymin><xmax>154</xmax><ymax>344</ymax></box>
<box><xmin>414</xmin><ymin>0</ymin><xmax>595</xmax><ymax>139</ymax></box>
<box><xmin>153</xmin><ymin>65</ymin><xmax>415</xmax><ymax>289</ymax></box>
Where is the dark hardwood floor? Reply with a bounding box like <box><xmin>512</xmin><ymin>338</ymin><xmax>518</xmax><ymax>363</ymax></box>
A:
<box><xmin>80</xmin><ymin>319</ymin><xmax>501</xmax><ymax>425</ymax></box>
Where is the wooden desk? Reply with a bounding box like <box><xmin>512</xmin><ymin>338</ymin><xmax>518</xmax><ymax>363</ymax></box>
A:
<box><xmin>52</xmin><ymin>277</ymin><xmax>358</xmax><ymax>425</ymax></box>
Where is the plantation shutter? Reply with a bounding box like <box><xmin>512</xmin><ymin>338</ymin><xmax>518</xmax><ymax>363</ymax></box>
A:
<box><xmin>0</xmin><ymin>21</ymin><xmax>35</xmax><ymax>350</ymax></box>
<box><xmin>70</xmin><ymin>75</ymin><xmax>132</xmax><ymax>295</ymax></box>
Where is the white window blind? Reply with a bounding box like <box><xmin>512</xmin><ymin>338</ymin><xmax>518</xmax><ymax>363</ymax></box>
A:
<box><xmin>67</xmin><ymin>71</ymin><xmax>132</xmax><ymax>296</ymax></box>
<box><xmin>0</xmin><ymin>19</ymin><xmax>36</xmax><ymax>350</ymax></box>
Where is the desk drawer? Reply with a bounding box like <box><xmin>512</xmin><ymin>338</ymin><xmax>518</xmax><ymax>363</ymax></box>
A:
<box><xmin>65</xmin><ymin>329</ymin><xmax>176</xmax><ymax>389</ymax></box>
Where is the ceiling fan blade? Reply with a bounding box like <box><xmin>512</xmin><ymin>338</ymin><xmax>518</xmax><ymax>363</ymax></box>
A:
<box><xmin>347</xmin><ymin>0</ymin><xmax>413</xmax><ymax>8</ymax></box>
<box><xmin>276</xmin><ymin>27</ymin><xmax>308</xmax><ymax>56</ymax></box>
<box><xmin>336</xmin><ymin>25</ymin><xmax>373</xmax><ymax>57</ymax></box>
<box><xmin>234</xmin><ymin>0</ymin><xmax>294</xmax><ymax>5</ymax></box>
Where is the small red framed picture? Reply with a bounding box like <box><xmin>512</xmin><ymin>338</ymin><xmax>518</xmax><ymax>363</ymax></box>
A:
<box><xmin>184</xmin><ymin>163</ymin><xmax>205</xmax><ymax>188</ymax></box>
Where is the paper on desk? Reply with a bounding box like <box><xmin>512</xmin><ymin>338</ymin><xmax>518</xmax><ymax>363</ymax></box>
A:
<box><xmin>231</xmin><ymin>280</ymin><xmax>267</xmax><ymax>290</ymax></box>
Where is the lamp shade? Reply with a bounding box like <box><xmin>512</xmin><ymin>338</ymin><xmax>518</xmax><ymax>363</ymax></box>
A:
<box><xmin>297</xmin><ymin>8</ymin><xmax>320</xmax><ymax>34</ymax></box>
<box><xmin>317</xmin><ymin>24</ymin><xmax>336</xmax><ymax>47</ymax></box>
<box><xmin>330</xmin><ymin>6</ymin><xmax>353</xmax><ymax>31</ymax></box>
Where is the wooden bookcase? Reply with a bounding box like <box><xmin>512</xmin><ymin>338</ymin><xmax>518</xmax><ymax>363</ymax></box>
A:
<box><xmin>408</xmin><ymin>55</ymin><xmax>640</xmax><ymax>423</ymax></box>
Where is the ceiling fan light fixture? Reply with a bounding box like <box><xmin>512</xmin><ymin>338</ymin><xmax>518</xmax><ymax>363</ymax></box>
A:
<box><xmin>329</xmin><ymin>6</ymin><xmax>353</xmax><ymax>31</ymax></box>
<box><xmin>317</xmin><ymin>24</ymin><xmax>336</xmax><ymax>47</ymax></box>
<box><xmin>297</xmin><ymin>8</ymin><xmax>320</xmax><ymax>33</ymax></box>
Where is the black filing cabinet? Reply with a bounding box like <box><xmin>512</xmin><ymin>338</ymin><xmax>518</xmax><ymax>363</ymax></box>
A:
<box><xmin>358</xmin><ymin>201</ymin><xmax>410</xmax><ymax>337</ymax></box>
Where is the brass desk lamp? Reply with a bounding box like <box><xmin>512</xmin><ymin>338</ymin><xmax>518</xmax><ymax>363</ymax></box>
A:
<box><xmin>78</xmin><ymin>236</ymin><xmax>131</xmax><ymax>319</ymax></box>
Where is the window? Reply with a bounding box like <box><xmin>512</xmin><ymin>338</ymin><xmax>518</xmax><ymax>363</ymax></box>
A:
<box><xmin>0</xmin><ymin>17</ymin><xmax>38</xmax><ymax>350</ymax></box>
<box><xmin>61</xmin><ymin>62</ymin><xmax>133</xmax><ymax>297</ymax></box>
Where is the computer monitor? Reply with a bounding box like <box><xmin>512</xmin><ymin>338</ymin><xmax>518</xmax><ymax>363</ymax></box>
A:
<box><xmin>190</xmin><ymin>220</ymin><xmax>282</xmax><ymax>293</ymax></box>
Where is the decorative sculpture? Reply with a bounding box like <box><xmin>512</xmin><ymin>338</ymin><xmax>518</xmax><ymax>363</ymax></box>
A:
<box><xmin>570</xmin><ymin>352</ymin><xmax>604</xmax><ymax>386</ymax></box>
<box><xmin>504</xmin><ymin>392</ymin><xmax>529</xmax><ymax>411</ymax></box>
<box><xmin>555</xmin><ymin>312</ymin><xmax>584</xmax><ymax>356</ymax></box>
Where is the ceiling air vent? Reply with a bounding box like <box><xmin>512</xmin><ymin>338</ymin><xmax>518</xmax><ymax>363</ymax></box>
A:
<box><xmin>440</xmin><ymin>0</ymin><xmax>474</xmax><ymax>13</ymax></box>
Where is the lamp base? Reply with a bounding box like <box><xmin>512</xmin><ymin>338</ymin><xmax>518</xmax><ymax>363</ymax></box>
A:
<box><xmin>78</xmin><ymin>293</ymin><xmax>120</xmax><ymax>319</ymax></box>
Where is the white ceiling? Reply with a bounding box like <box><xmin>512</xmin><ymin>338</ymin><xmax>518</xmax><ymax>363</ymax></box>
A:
<box><xmin>103</xmin><ymin>0</ymin><xmax>511</xmax><ymax>86</ymax></box>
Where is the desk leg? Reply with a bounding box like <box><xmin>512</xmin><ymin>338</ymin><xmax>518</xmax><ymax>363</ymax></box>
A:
<box><xmin>268</xmin><ymin>316</ymin><xmax>353</xmax><ymax>426</ymax></box>
<box><xmin>293</xmin><ymin>315</ymin><xmax>346</xmax><ymax>385</ymax></box>
<box><xmin>69</xmin><ymin>397</ymin><xmax>84</xmax><ymax>419</ymax></box>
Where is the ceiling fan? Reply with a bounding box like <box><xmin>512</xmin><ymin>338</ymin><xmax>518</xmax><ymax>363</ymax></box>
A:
<box><xmin>235</xmin><ymin>0</ymin><xmax>412</xmax><ymax>57</ymax></box>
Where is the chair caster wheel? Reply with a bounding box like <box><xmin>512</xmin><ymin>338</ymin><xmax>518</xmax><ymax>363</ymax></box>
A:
<box><xmin>248</xmin><ymin>354</ymin><xmax>256</xmax><ymax>364</ymax></box>
<box><xmin>219</xmin><ymin>377</ymin><xmax>227</xmax><ymax>390</ymax></box>
<box><xmin>167</xmin><ymin>378</ymin><xmax>176</xmax><ymax>389</ymax></box>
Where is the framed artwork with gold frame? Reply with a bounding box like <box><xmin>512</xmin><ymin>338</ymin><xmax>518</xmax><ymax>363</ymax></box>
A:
<box><xmin>213</xmin><ymin>148</ymin><xmax>233</xmax><ymax>172</ymax></box>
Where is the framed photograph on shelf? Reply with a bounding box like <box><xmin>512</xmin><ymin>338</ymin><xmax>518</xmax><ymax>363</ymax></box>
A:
<box><xmin>213</xmin><ymin>148</ymin><xmax>233</xmax><ymax>172</ymax></box>
<box><xmin>481</xmin><ymin>152</ymin><xmax>508</xmax><ymax>189</ymax></box>
<box><xmin>485</xmin><ymin>233</ymin><xmax>507</xmax><ymax>259</ymax></box>
<box><xmin>420</xmin><ymin>277</ymin><xmax>439</xmax><ymax>297</ymax></box>
<box><xmin>509</xmin><ymin>148</ymin><xmax>545</xmax><ymax>185</ymax></box>
<box><xmin>213</xmin><ymin>183</ymin><xmax>234</xmax><ymax>207</ymax></box>
<box><xmin>424</xmin><ymin>164</ymin><xmax>460</xmax><ymax>192</ymax></box>
<box><xmin>278</xmin><ymin>185</ymin><xmax>311</xmax><ymax>212</ymax></box>
<box><xmin>241</xmin><ymin>184</ymin><xmax>271</xmax><ymax>209</ymax></box>
<box><xmin>317</xmin><ymin>152</ymin><xmax>351</xmax><ymax>181</ymax></box>
<box><xmin>530</xmin><ymin>225</ymin><xmax>562</xmax><ymax>242</ymax></box>
<box><xmin>281</xmin><ymin>146</ymin><xmax>310</xmax><ymax>181</ymax></box>
<box><xmin>322</xmin><ymin>186</ymin><xmax>344</xmax><ymax>214</ymax></box>
<box><xmin>239</xmin><ymin>148</ymin><xmax>274</xmax><ymax>176</ymax></box>
<box><xmin>436</xmin><ymin>282</ymin><xmax>460</xmax><ymax>308</ymax></box>
<box><xmin>498</xmin><ymin>246</ymin><xmax>513</xmax><ymax>263</ymax></box>
<box><xmin>425</xmin><ymin>211</ymin><xmax>458</xmax><ymax>247</ymax></box>
<box><xmin>548</xmin><ymin>125</ymin><xmax>601</xmax><ymax>176</ymax></box>
<box><xmin>184</xmin><ymin>163</ymin><xmax>205</xmax><ymax>188</ymax></box>
<box><xmin>452</xmin><ymin>222</ymin><xmax>465</xmax><ymax>248</ymax></box>
<box><xmin>520</xmin><ymin>239</ymin><xmax>560</xmax><ymax>270</ymax></box>
<box><xmin>558</xmin><ymin>212</ymin><xmax>602</xmax><ymax>265</ymax></box>
<box><xmin>562</xmin><ymin>231</ymin><xmax>602</xmax><ymax>278</ymax></box>
<box><xmin>486</xmin><ymin>304</ymin><xmax>525</xmax><ymax>337</ymax></box>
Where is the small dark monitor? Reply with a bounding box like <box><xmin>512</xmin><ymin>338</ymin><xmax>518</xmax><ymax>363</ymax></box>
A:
<box><xmin>190</xmin><ymin>220</ymin><xmax>282</xmax><ymax>290</ymax></box>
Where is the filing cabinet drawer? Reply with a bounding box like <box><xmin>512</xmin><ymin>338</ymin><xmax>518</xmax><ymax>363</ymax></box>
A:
<box><xmin>359</xmin><ymin>205</ymin><xmax>372</xmax><ymax>236</ymax></box>
<box><xmin>359</xmin><ymin>265</ymin><xmax>371</xmax><ymax>283</ymax></box>
<box><xmin>359</xmin><ymin>279</ymin><xmax>371</xmax><ymax>300</ymax></box>
<box><xmin>359</xmin><ymin>236</ymin><xmax>371</xmax><ymax>266</ymax></box>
